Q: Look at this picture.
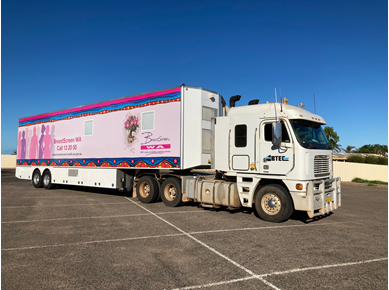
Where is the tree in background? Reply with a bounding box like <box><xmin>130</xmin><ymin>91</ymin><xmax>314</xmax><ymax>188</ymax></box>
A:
<box><xmin>324</xmin><ymin>126</ymin><xmax>341</xmax><ymax>152</ymax></box>
<box><xmin>356</xmin><ymin>144</ymin><xmax>388</xmax><ymax>155</ymax></box>
<box><xmin>382</xmin><ymin>145</ymin><xmax>388</xmax><ymax>155</ymax></box>
<box><xmin>342</xmin><ymin>145</ymin><xmax>356</xmax><ymax>153</ymax></box>
<box><xmin>347</xmin><ymin>155</ymin><xmax>388</xmax><ymax>165</ymax></box>
<box><xmin>359</xmin><ymin>146</ymin><xmax>368</xmax><ymax>153</ymax></box>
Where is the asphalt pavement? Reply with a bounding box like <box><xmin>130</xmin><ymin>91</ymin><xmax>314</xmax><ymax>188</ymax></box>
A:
<box><xmin>1</xmin><ymin>169</ymin><xmax>388</xmax><ymax>289</ymax></box>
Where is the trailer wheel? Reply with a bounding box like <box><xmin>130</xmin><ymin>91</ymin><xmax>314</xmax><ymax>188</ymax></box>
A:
<box><xmin>136</xmin><ymin>176</ymin><xmax>159</xmax><ymax>203</ymax></box>
<box><xmin>254</xmin><ymin>184</ymin><xmax>293</xmax><ymax>223</ymax></box>
<box><xmin>32</xmin><ymin>170</ymin><xmax>43</xmax><ymax>188</ymax></box>
<box><xmin>42</xmin><ymin>170</ymin><xmax>54</xmax><ymax>190</ymax></box>
<box><xmin>161</xmin><ymin>177</ymin><xmax>182</xmax><ymax>207</ymax></box>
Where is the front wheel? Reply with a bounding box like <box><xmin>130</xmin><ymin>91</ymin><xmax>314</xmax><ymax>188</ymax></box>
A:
<box><xmin>161</xmin><ymin>177</ymin><xmax>182</xmax><ymax>207</ymax></box>
<box><xmin>254</xmin><ymin>184</ymin><xmax>293</xmax><ymax>222</ymax></box>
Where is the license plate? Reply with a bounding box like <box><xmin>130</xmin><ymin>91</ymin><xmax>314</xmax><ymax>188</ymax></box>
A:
<box><xmin>326</xmin><ymin>197</ymin><xmax>332</xmax><ymax>203</ymax></box>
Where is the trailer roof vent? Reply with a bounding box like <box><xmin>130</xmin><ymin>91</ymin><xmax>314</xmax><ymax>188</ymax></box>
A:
<box><xmin>229</xmin><ymin>95</ymin><xmax>241</xmax><ymax>108</ymax></box>
<box><xmin>248</xmin><ymin>99</ymin><xmax>259</xmax><ymax>105</ymax></box>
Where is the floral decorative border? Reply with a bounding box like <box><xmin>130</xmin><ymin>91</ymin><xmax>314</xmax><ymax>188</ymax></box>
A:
<box><xmin>17</xmin><ymin>157</ymin><xmax>180</xmax><ymax>168</ymax></box>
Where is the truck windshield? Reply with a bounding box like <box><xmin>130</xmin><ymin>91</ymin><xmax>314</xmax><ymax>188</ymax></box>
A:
<box><xmin>290</xmin><ymin>119</ymin><xmax>331</xmax><ymax>150</ymax></box>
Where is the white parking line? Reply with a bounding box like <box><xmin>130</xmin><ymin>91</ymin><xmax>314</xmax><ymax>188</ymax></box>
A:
<box><xmin>174</xmin><ymin>276</ymin><xmax>280</xmax><ymax>290</ymax></box>
<box><xmin>1</xmin><ymin>213</ymin><xmax>151</xmax><ymax>223</ymax></box>
<box><xmin>2</xmin><ymin>196</ymin><xmax>88</xmax><ymax>199</ymax></box>
<box><xmin>189</xmin><ymin>221</ymin><xmax>344</xmax><ymax>235</ymax></box>
<box><xmin>259</xmin><ymin>257</ymin><xmax>389</xmax><ymax>277</ymax></box>
<box><xmin>2</xmin><ymin>233</ymin><xmax>184</xmax><ymax>251</ymax></box>
<box><xmin>172</xmin><ymin>276</ymin><xmax>256</xmax><ymax>290</ymax></box>
<box><xmin>1</xmin><ymin>210</ymin><xmax>206</xmax><ymax>224</ymax></box>
<box><xmin>1</xmin><ymin>202</ymin><xmax>128</xmax><ymax>209</ymax></box>
<box><xmin>125</xmin><ymin>197</ymin><xmax>280</xmax><ymax>289</ymax></box>
<box><xmin>1</xmin><ymin>220</ymin><xmax>345</xmax><ymax>251</ymax></box>
<box><xmin>3</xmin><ymin>198</ymin><xmax>386</xmax><ymax>289</ymax></box>
<box><xmin>174</xmin><ymin>257</ymin><xmax>388</xmax><ymax>289</ymax></box>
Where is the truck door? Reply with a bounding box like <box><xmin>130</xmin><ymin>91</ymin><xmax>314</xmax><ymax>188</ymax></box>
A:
<box><xmin>258</xmin><ymin>119</ymin><xmax>294</xmax><ymax>175</ymax></box>
<box><xmin>230</xmin><ymin>118</ymin><xmax>256</xmax><ymax>172</ymax></box>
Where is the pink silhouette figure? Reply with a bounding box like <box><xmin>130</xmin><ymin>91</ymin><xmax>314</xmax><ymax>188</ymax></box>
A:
<box><xmin>17</xmin><ymin>131</ymin><xmax>22</xmax><ymax>159</ymax></box>
<box><xmin>41</xmin><ymin>125</ymin><xmax>53</xmax><ymax>159</ymax></box>
<box><xmin>21</xmin><ymin>131</ymin><xmax>26</xmax><ymax>159</ymax></box>
<box><xmin>38</xmin><ymin>125</ymin><xmax>45</xmax><ymax>159</ymax></box>
<box><xmin>25</xmin><ymin>128</ymin><xmax>30</xmax><ymax>159</ymax></box>
<box><xmin>30</xmin><ymin>127</ymin><xmax>38</xmax><ymax>159</ymax></box>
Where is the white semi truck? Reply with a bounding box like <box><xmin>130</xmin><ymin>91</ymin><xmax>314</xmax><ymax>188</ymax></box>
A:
<box><xmin>16</xmin><ymin>85</ymin><xmax>341</xmax><ymax>222</ymax></box>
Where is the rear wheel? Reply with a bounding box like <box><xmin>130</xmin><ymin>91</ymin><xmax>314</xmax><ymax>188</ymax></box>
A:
<box><xmin>136</xmin><ymin>176</ymin><xmax>159</xmax><ymax>203</ymax></box>
<box><xmin>32</xmin><ymin>170</ymin><xmax>42</xmax><ymax>188</ymax></box>
<box><xmin>161</xmin><ymin>177</ymin><xmax>182</xmax><ymax>207</ymax></box>
<box><xmin>42</xmin><ymin>170</ymin><xmax>54</xmax><ymax>189</ymax></box>
<box><xmin>254</xmin><ymin>184</ymin><xmax>293</xmax><ymax>222</ymax></box>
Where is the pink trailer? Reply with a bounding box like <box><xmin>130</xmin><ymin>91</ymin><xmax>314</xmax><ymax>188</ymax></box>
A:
<box><xmin>16</xmin><ymin>85</ymin><xmax>224</xmax><ymax>205</ymax></box>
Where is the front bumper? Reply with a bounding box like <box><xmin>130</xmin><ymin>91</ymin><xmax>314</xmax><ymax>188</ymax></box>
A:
<box><xmin>306</xmin><ymin>177</ymin><xmax>341</xmax><ymax>218</ymax></box>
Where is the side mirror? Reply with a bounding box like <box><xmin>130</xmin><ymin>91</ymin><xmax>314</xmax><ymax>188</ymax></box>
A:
<box><xmin>272</xmin><ymin>122</ymin><xmax>282</xmax><ymax>145</ymax></box>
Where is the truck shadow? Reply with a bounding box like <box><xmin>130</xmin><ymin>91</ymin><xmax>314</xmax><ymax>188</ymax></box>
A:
<box><xmin>50</xmin><ymin>184</ymin><xmax>129</xmax><ymax>197</ymax></box>
<box><xmin>1</xmin><ymin>169</ymin><xmax>16</xmax><ymax>177</ymax></box>
<box><xmin>41</xmin><ymin>184</ymin><xmax>334</xmax><ymax>224</ymax></box>
<box><xmin>288</xmin><ymin>210</ymin><xmax>334</xmax><ymax>224</ymax></box>
<box><xmin>188</xmin><ymin>203</ymin><xmax>333</xmax><ymax>224</ymax></box>
<box><xmin>183</xmin><ymin>202</ymin><xmax>256</xmax><ymax>216</ymax></box>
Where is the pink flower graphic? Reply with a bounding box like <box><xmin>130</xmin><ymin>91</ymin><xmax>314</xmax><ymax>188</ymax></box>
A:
<box><xmin>125</xmin><ymin>115</ymin><xmax>139</xmax><ymax>132</ymax></box>
<box><xmin>125</xmin><ymin>115</ymin><xmax>140</xmax><ymax>144</ymax></box>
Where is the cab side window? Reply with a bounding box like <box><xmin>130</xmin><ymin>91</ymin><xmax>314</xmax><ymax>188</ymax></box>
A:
<box><xmin>264</xmin><ymin>121</ymin><xmax>290</xmax><ymax>142</ymax></box>
<box><xmin>235</xmin><ymin>124</ymin><xmax>247</xmax><ymax>147</ymax></box>
<box><xmin>264</xmin><ymin>124</ymin><xmax>272</xmax><ymax>141</ymax></box>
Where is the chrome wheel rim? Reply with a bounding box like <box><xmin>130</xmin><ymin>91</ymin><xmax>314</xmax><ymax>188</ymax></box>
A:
<box><xmin>43</xmin><ymin>174</ymin><xmax>50</xmax><ymax>186</ymax></box>
<box><xmin>33</xmin><ymin>173</ymin><xmax>40</xmax><ymax>185</ymax></box>
<box><xmin>261</xmin><ymin>193</ymin><xmax>281</xmax><ymax>215</ymax></box>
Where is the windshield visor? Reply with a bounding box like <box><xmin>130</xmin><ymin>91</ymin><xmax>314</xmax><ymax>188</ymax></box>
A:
<box><xmin>290</xmin><ymin>120</ymin><xmax>331</xmax><ymax>150</ymax></box>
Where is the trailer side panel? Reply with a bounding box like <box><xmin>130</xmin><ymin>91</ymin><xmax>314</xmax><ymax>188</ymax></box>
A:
<box><xmin>17</xmin><ymin>88</ymin><xmax>182</xmax><ymax>169</ymax></box>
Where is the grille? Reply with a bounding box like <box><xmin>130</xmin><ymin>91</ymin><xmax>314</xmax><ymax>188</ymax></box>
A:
<box><xmin>314</xmin><ymin>156</ymin><xmax>330</xmax><ymax>177</ymax></box>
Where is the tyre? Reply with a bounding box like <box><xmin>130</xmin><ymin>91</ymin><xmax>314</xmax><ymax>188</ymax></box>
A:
<box><xmin>136</xmin><ymin>176</ymin><xmax>159</xmax><ymax>203</ymax></box>
<box><xmin>42</xmin><ymin>170</ymin><xmax>54</xmax><ymax>189</ymax></box>
<box><xmin>254</xmin><ymin>184</ymin><xmax>293</xmax><ymax>222</ymax></box>
<box><xmin>161</xmin><ymin>177</ymin><xmax>183</xmax><ymax>207</ymax></box>
<box><xmin>32</xmin><ymin>170</ymin><xmax>43</xmax><ymax>188</ymax></box>
<box><xmin>155</xmin><ymin>180</ymin><xmax>162</xmax><ymax>202</ymax></box>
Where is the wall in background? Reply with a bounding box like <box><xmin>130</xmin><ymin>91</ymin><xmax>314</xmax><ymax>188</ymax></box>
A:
<box><xmin>333</xmin><ymin>161</ymin><xmax>387</xmax><ymax>182</ymax></box>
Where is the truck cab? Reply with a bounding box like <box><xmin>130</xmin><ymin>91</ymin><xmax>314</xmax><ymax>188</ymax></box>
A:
<box><xmin>212</xmin><ymin>99</ymin><xmax>341</xmax><ymax>221</ymax></box>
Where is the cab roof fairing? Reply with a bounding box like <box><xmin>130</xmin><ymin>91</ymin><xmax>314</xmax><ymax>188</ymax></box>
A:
<box><xmin>227</xmin><ymin>103</ymin><xmax>326</xmax><ymax>125</ymax></box>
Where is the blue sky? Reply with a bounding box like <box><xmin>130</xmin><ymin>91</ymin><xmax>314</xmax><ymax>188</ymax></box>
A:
<box><xmin>2</xmin><ymin>0</ymin><xmax>387</xmax><ymax>154</ymax></box>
